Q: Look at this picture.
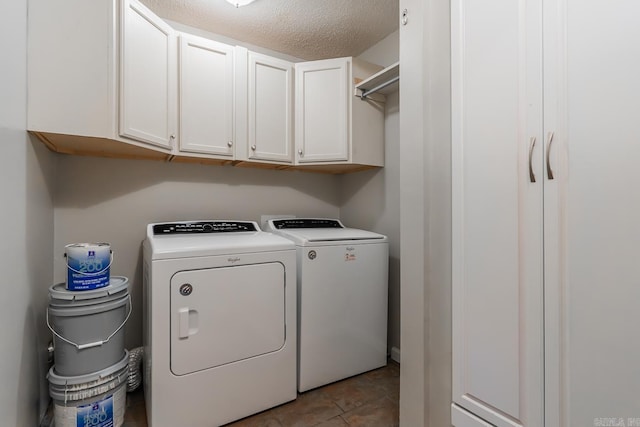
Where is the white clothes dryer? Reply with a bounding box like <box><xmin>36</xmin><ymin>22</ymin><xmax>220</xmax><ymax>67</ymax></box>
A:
<box><xmin>143</xmin><ymin>220</ymin><xmax>296</xmax><ymax>427</ymax></box>
<box><xmin>263</xmin><ymin>218</ymin><xmax>388</xmax><ymax>392</ymax></box>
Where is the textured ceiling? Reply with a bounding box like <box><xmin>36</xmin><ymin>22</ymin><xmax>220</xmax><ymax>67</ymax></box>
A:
<box><xmin>140</xmin><ymin>0</ymin><xmax>399</xmax><ymax>60</ymax></box>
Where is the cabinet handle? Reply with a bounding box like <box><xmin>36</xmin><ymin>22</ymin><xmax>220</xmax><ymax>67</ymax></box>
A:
<box><xmin>251</xmin><ymin>145</ymin><xmax>256</xmax><ymax>151</ymax></box>
<box><xmin>170</xmin><ymin>134</ymin><xmax>176</xmax><ymax>140</ymax></box>
<box><xmin>546</xmin><ymin>131</ymin><xmax>555</xmax><ymax>180</ymax></box>
<box><xmin>298</xmin><ymin>149</ymin><xmax>303</xmax><ymax>156</ymax></box>
<box><xmin>227</xmin><ymin>141</ymin><xmax>233</xmax><ymax>147</ymax></box>
<box><xmin>528</xmin><ymin>136</ymin><xmax>536</xmax><ymax>183</ymax></box>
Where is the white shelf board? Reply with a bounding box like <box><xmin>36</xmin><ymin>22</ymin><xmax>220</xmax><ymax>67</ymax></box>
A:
<box><xmin>355</xmin><ymin>61</ymin><xmax>399</xmax><ymax>97</ymax></box>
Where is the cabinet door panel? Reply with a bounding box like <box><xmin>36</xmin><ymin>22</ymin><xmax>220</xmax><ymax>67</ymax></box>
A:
<box><xmin>552</xmin><ymin>1</ymin><xmax>640</xmax><ymax>425</ymax></box>
<box><xmin>295</xmin><ymin>58</ymin><xmax>349</xmax><ymax>163</ymax></box>
<box><xmin>120</xmin><ymin>0</ymin><xmax>176</xmax><ymax>149</ymax></box>
<box><xmin>179</xmin><ymin>35</ymin><xmax>234</xmax><ymax>157</ymax></box>
<box><xmin>451</xmin><ymin>0</ymin><xmax>544</xmax><ymax>425</ymax></box>
<box><xmin>248</xmin><ymin>52</ymin><xmax>293</xmax><ymax>162</ymax></box>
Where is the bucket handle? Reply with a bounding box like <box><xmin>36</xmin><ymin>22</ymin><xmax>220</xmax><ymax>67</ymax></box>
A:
<box><xmin>64</xmin><ymin>251</ymin><xmax>114</xmax><ymax>277</ymax></box>
<box><xmin>47</xmin><ymin>294</ymin><xmax>132</xmax><ymax>350</ymax></box>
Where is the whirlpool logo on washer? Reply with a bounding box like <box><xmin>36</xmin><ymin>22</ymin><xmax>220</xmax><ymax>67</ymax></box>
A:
<box><xmin>227</xmin><ymin>257</ymin><xmax>241</xmax><ymax>264</ymax></box>
<box><xmin>345</xmin><ymin>247</ymin><xmax>356</xmax><ymax>262</ymax></box>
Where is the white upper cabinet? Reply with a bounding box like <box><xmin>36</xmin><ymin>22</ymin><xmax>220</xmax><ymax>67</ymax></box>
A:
<box><xmin>28</xmin><ymin>0</ymin><xmax>116</xmax><ymax>141</ymax></box>
<box><xmin>295</xmin><ymin>58</ymin><xmax>350</xmax><ymax>163</ymax></box>
<box><xmin>294</xmin><ymin>57</ymin><xmax>385</xmax><ymax>168</ymax></box>
<box><xmin>27</xmin><ymin>0</ymin><xmax>176</xmax><ymax>158</ymax></box>
<box><xmin>178</xmin><ymin>34</ymin><xmax>234</xmax><ymax>157</ymax></box>
<box><xmin>27</xmin><ymin>0</ymin><xmax>387</xmax><ymax>172</ymax></box>
<box><xmin>244</xmin><ymin>51</ymin><xmax>294</xmax><ymax>163</ymax></box>
<box><xmin>120</xmin><ymin>0</ymin><xmax>177</xmax><ymax>150</ymax></box>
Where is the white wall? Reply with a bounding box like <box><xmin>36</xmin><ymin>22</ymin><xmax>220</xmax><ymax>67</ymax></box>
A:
<box><xmin>53</xmin><ymin>156</ymin><xmax>340</xmax><ymax>348</ymax></box>
<box><xmin>340</xmin><ymin>87</ymin><xmax>400</xmax><ymax>357</ymax></box>
<box><xmin>0</xmin><ymin>0</ymin><xmax>55</xmax><ymax>425</ymax></box>
<box><xmin>341</xmin><ymin>30</ymin><xmax>400</xmax><ymax>357</ymax></box>
<box><xmin>357</xmin><ymin>29</ymin><xmax>399</xmax><ymax>68</ymax></box>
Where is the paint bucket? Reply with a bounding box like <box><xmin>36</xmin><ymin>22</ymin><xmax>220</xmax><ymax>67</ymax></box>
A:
<box><xmin>48</xmin><ymin>277</ymin><xmax>131</xmax><ymax>376</ymax></box>
<box><xmin>48</xmin><ymin>350</ymin><xmax>129</xmax><ymax>427</ymax></box>
<box><xmin>65</xmin><ymin>243</ymin><xmax>112</xmax><ymax>291</ymax></box>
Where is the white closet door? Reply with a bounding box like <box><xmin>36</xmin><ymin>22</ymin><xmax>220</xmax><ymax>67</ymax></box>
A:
<box><xmin>120</xmin><ymin>0</ymin><xmax>176</xmax><ymax>149</ymax></box>
<box><xmin>552</xmin><ymin>1</ymin><xmax>640</xmax><ymax>425</ymax></box>
<box><xmin>451</xmin><ymin>0</ymin><xmax>544</xmax><ymax>425</ymax></box>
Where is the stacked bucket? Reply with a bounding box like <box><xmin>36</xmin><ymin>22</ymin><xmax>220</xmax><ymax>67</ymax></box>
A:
<box><xmin>47</xmin><ymin>243</ymin><xmax>131</xmax><ymax>427</ymax></box>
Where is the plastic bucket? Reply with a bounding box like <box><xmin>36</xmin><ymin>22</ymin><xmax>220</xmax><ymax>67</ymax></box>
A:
<box><xmin>48</xmin><ymin>277</ymin><xmax>131</xmax><ymax>376</ymax></box>
<box><xmin>48</xmin><ymin>350</ymin><xmax>128</xmax><ymax>427</ymax></box>
<box><xmin>65</xmin><ymin>243</ymin><xmax>112</xmax><ymax>291</ymax></box>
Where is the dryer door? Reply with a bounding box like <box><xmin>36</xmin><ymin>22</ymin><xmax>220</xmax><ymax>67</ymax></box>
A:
<box><xmin>170</xmin><ymin>262</ymin><xmax>286</xmax><ymax>375</ymax></box>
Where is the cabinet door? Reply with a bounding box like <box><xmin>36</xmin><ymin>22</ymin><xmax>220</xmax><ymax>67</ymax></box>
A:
<box><xmin>179</xmin><ymin>34</ymin><xmax>234</xmax><ymax>157</ymax></box>
<box><xmin>295</xmin><ymin>58</ymin><xmax>350</xmax><ymax>163</ymax></box>
<box><xmin>546</xmin><ymin>1</ymin><xmax>640</xmax><ymax>425</ymax></box>
<box><xmin>247</xmin><ymin>52</ymin><xmax>293</xmax><ymax>163</ymax></box>
<box><xmin>120</xmin><ymin>0</ymin><xmax>177</xmax><ymax>149</ymax></box>
<box><xmin>451</xmin><ymin>0</ymin><xmax>544</xmax><ymax>426</ymax></box>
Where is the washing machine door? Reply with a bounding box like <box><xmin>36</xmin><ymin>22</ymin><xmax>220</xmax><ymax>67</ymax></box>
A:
<box><xmin>170</xmin><ymin>262</ymin><xmax>286</xmax><ymax>375</ymax></box>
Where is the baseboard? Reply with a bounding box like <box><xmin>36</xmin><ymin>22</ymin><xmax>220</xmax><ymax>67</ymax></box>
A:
<box><xmin>390</xmin><ymin>346</ymin><xmax>401</xmax><ymax>363</ymax></box>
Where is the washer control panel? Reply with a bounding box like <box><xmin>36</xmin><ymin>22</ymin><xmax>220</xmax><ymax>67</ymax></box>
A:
<box><xmin>153</xmin><ymin>221</ymin><xmax>257</xmax><ymax>235</ymax></box>
<box><xmin>271</xmin><ymin>219</ymin><xmax>344</xmax><ymax>229</ymax></box>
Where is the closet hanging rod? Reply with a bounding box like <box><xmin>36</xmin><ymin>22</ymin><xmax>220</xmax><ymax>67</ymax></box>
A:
<box><xmin>359</xmin><ymin>76</ymin><xmax>400</xmax><ymax>100</ymax></box>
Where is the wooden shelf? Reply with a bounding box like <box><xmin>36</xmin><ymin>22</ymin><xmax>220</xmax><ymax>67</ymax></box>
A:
<box><xmin>31</xmin><ymin>131</ymin><xmax>380</xmax><ymax>175</ymax></box>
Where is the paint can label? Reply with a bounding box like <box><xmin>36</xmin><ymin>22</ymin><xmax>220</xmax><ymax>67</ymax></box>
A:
<box><xmin>76</xmin><ymin>393</ymin><xmax>113</xmax><ymax>427</ymax></box>
<box><xmin>65</xmin><ymin>243</ymin><xmax>112</xmax><ymax>291</ymax></box>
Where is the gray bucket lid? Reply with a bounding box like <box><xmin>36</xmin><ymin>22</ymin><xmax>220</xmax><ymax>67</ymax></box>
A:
<box><xmin>48</xmin><ymin>350</ymin><xmax>129</xmax><ymax>387</ymax></box>
<box><xmin>48</xmin><ymin>291</ymin><xmax>128</xmax><ymax>317</ymax></box>
<box><xmin>49</xmin><ymin>276</ymin><xmax>128</xmax><ymax>304</ymax></box>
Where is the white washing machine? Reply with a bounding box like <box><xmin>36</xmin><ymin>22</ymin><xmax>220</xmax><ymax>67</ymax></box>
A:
<box><xmin>142</xmin><ymin>220</ymin><xmax>297</xmax><ymax>427</ymax></box>
<box><xmin>263</xmin><ymin>218</ymin><xmax>388</xmax><ymax>392</ymax></box>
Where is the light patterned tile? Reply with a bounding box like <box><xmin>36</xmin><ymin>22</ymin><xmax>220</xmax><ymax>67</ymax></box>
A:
<box><xmin>320</xmin><ymin>376</ymin><xmax>385</xmax><ymax>412</ymax></box>
<box><xmin>115</xmin><ymin>360</ymin><xmax>399</xmax><ymax>427</ymax></box>
<box><xmin>363</xmin><ymin>362</ymin><xmax>400</xmax><ymax>381</ymax></box>
<box><xmin>340</xmin><ymin>396</ymin><xmax>399</xmax><ymax>427</ymax></box>
<box><xmin>225</xmin><ymin>410</ymin><xmax>283</xmax><ymax>427</ymax></box>
<box><xmin>271</xmin><ymin>390</ymin><xmax>343</xmax><ymax>427</ymax></box>
<box><xmin>314</xmin><ymin>416</ymin><xmax>349</xmax><ymax>426</ymax></box>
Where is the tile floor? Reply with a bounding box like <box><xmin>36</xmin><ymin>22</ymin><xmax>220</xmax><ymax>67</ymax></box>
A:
<box><xmin>123</xmin><ymin>360</ymin><xmax>399</xmax><ymax>427</ymax></box>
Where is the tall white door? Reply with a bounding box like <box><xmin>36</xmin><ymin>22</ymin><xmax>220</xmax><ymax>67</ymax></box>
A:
<box><xmin>179</xmin><ymin>34</ymin><xmax>234</xmax><ymax>157</ymax></box>
<box><xmin>295</xmin><ymin>58</ymin><xmax>350</xmax><ymax>163</ymax></box>
<box><xmin>546</xmin><ymin>1</ymin><xmax>640</xmax><ymax>425</ymax></box>
<box><xmin>247</xmin><ymin>52</ymin><xmax>293</xmax><ymax>163</ymax></box>
<box><xmin>120</xmin><ymin>0</ymin><xmax>177</xmax><ymax>149</ymax></box>
<box><xmin>451</xmin><ymin>0</ymin><xmax>545</xmax><ymax>425</ymax></box>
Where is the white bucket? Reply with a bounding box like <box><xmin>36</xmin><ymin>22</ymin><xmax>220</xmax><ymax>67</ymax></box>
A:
<box><xmin>48</xmin><ymin>277</ymin><xmax>130</xmax><ymax>376</ymax></box>
<box><xmin>48</xmin><ymin>351</ymin><xmax>129</xmax><ymax>427</ymax></box>
<box><xmin>65</xmin><ymin>243</ymin><xmax>112</xmax><ymax>291</ymax></box>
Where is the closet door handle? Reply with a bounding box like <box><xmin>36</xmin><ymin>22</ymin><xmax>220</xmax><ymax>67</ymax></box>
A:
<box><xmin>546</xmin><ymin>131</ymin><xmax>555</xmax><ymax>180</ymax></box>
<box><xmin>528</xmin><ymin>136</ymin><xmax>537</xmax><ymax>183</ymax></box>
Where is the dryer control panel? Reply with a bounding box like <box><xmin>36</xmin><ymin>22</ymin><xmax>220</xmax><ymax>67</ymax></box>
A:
<box><xmin>271</xmin><ymin>219</ymin><xmax>344</xmax><ymax>229</ymax></box>
<box><xmin>153</xmin><ymin>221</ymin><xmax>258</xmax><ymax>235</ymax></box>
